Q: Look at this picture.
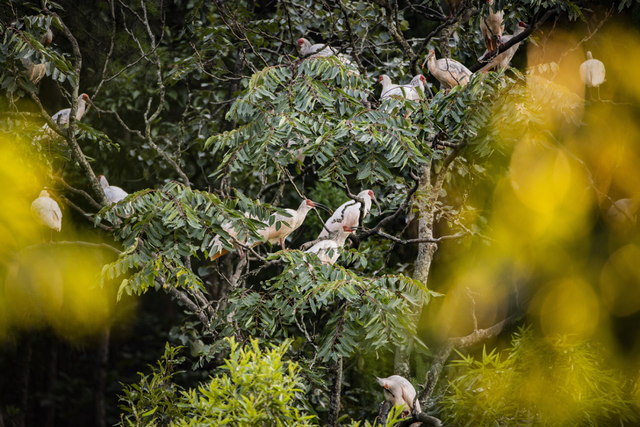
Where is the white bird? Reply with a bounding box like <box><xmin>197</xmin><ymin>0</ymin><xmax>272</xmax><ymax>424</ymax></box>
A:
<box><xmin>31</xmin><ymin>189</ymin><xmax>62</xmax><ymax>242</ymax></box>
<box><xmin>21</xmin><ymin>29</ymin><xmax>53</xmax><ymax>85</ymax></box>
<box><xmin>376</xmin><ymin>375</ymin><xmax>421</xmax><ymax>417</ymax></box>
<box><xmin>44</xmin><ymin>93</ymin><xmax>97</xmax><ymax>133</ymax></box>
<box><xmin>99</xmin><ymin>175</ymin><xmax>128</xmax><ymax>204</ymax></box>
<box><xmin>579</xmin><ymin>51</ymin><xmax>606</xmax><ymax>100</ymax></box>
<box><xmin>318</xmin><ymin>190</ymin><xmax>379</xmax><ymax>239</ymax></box>
<box><xmin>480</xmin><ymin>0</ymin><xmax>504</xmax><ymax>53</ymax></box>
<box><xmin>380</xmin><ymin>75</ymin><xmax>427</xmax><ymax>101</ymax></box>
<box><xmin>304</xmin><ymin>225</ymin><xmax>354</xmax><ymax>265</ymax></box>
<box><xmin>422</xmin><ymin>50</ymin><xmax>472</xmax><ymax>90</ymax></box>
<box><xmin>297</xmin><ymin>37</ymin><xmax>359</xmax><ymax>74</ymax></box>
<box><xmin>478</xmin><ymin>21</ymin><xmax>528</xmax><ymax>72</ymax></box>
<box><xmin>211</xmin><ymin>199</ymin><xmax>320</xmax><ymax>260</ymax></box>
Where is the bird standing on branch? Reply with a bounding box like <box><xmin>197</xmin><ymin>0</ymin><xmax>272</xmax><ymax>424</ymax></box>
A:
<box><xmin>304</xmin><ymin>225</ymin><xmax>354</xmax><ymax>265</ymax></box>
<box><xmin>297</xmin><ymin>37</ymin><xmax>359</xmax><ymax>74</ymax></box>
<box><xmin>376</xmin><ymin>375</ymin><xmax>421</xmax><ymax>418</ymax></box>
<box><xmin>31</xmin><ymin>189</ymin><xmax>62</xmax><ymax>243</ymax></box>
<box><xmin>579</xmin><ymin>51</ymin><xmax>606</xmax><ymax>101</ymax></box>
<box><xmin>422</xmin><ymin>50</ymin><xmax>472</xmax><ymax>90</ymax></box>
<box><xmin>211</xmin><ymin>199</ymin><xmax>325</xmax><ymax>260</ymax></box>
<box><xmin>44</xmin><ymin>93</ymin><xmax>97</xmax><ymax>134</ymax></box>
<box><xmin>379</xmin><ymin>75</ymin><xmax>426</xmax><ymax>101</ymax></box>
<box><xmin>99</xmin><ymin>175</ymin><xmax>128</xmax><ymax>204</ymax></box>
<box><xmin>480</xmin><ymin>0</ymin><xmax>504</xmax><ymax>53</ymax></box>
<box><xmin>478</xmin><ymin>21</ymin><xmax>529</xmax><ymax>72</ymax></box>
<box><xmin>318</xmin><ymin>190</ymin><xmax>379</xmax><ymax>239</ymax></box>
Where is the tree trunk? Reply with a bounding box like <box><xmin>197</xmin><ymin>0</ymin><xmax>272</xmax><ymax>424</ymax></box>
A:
<box><xmin>17</xmin><ymin>333</ymin><xmax>32</xmax><ymax>427</ymax></box>
<box><xmin>394</xmin><ymin>163</ymin><xmax>438</xmax><ymax>377</ymax></box>
<box><xmin>43</xmin><ymin>338</ymin><xmax>58</xmax><ymax>427</ymax></box>
<box><xmin>94</xmin><ymin>325</ymin><xmax>110</xmax><ymax>427</ymax></box>
<box><xmin>327</xmin><ymin>356</ymin><xmax>343</xmax><ymax>427</ymax></box>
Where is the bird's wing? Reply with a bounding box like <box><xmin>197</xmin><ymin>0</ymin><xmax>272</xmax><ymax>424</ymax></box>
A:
<box><xmin>342</xmin><ymin>203</ymin><xmax>362</xmax><ymax>228</ymax></box>
<box><xmin>319</xmin><ymin>203</ymin><xmax>351</xmax><ymax>238</ymax></box>
<box><xmin>381</xmin><ymin>86</ymin><xmax>419</xmax><ymax>100</ymax></box>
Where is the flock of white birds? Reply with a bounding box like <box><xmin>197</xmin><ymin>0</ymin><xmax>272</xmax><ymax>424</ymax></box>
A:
<box><xmin>25</xmin><ymin>0</ymin><xmax>609</xmax><ymax>417</ymax></box>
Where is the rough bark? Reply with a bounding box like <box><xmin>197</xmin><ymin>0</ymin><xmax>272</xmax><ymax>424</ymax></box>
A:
<box><xmin>394</xmin><ymin>163</ymin><xmax>437</xmax><ymax>377</ymax></box>
<box><xmin>438</xmin><ymin>5</ymin><xmax>478</xmax><ymax>60</ymax></box>
<box><xmin>17</xmin><ymin>333</ymin><xmax>32</xmax><ymax>427</ymax></box>
<box><xmin>43</xmin><ymin>338</ymin><xmax>58</xmax><ymax>427</ymax></box>
<box><xmin>94</xmin><ymin>326</ymin><xmax>110</xmax><ymax>427</ymax></box>
<box><xmin>327</xmin><ymin>356</ymin><xmax>343</xmax><ymax>427</ymax></box>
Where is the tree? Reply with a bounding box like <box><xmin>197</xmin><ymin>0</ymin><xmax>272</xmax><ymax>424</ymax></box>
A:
<box><xmin>1</xmin><ymin>0</ymin><xmax>640</xmax><ymax>425</ymax></box>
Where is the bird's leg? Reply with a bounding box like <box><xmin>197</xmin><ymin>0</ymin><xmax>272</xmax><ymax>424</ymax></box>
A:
<box><xmin>41</xmin><ymin>227</ymin><xmax>46</xmax><ymax>243</ymax></box>
<box><xmin>280</xmin><ymin>238</ymin><xmax>286</xmax><ymax>251</ymax></box>
<box><xmin>598</xmin><ymin>86</ymin><xmax>602</xmax><ymax>101</ymax></box>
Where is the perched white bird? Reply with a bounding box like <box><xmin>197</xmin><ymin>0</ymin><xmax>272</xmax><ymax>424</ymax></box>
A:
<box><xmin>478</xmin><ymin>21</ymin><xmax>528</xmax><ymax>72</ymax></box>
<box><xmin>376</xmin><ymin>375</ymin><xmax>421</xmax><ymax>417</ymax></box>
<box><xmin>318</xmin><ymin>190</ymin><xmax>379</xmax><ymax>239</ymax></box>
<box><xmin>380</xmin><ymin>75</ymin><xmax>426</xmax><ymax>101</ymax></box>
<box><xmin>31</xmin><ymin>189</ymin><xmax>62</xmax><ymax>242</ymax></box>
<box><xmin>46</xmin><ymin>93</ymin><xmax>97</xmax><ymax>130</ymax></box>
<box><xmin>21</xmin><ymin>29</ymin><xmax>53</xmax><ymax>85</ymax></box>
<box><xmin>304</xmin><ymin>225</ymin><xmax>354</xmax><ymax>265</ymax></box>
<box><xmin>297</xmin><ymin>37</ymin><xmax>359</xmax><ymax>74</ymax></box>
<box><xmin>422</xmin><ymin>50</ymin><xmax>472</xmax><ymax>89</ymax></box>
<box><xmin>480</xmin><ymin>0</ymin><xmax>504</xmax><ymax>53</ymax></box>
<box><xmin>99</xmin><ymin>175</ymin><xmax>128</xmax><ymax>204</ymax></box>
<box><xmin>211</xmin><ymin>199</ymin><xmax>320</xmax><ymax>260</ymax></box>
<box><xmin>579</xmin><ymin>51</ymin><xmax>606</xmax><ymax>100</ymax></box>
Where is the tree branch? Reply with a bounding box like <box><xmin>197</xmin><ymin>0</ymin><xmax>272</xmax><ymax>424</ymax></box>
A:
<box><xmin>468</xmin><ymin>9</ymin><xmax>556</xmax><ymax>73</ymax></box>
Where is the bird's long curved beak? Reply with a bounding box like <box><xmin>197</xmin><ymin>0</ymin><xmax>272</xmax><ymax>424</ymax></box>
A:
<box><xmin>421</xmin><ymin>57</ymin><xmax>427</xmax><ymax>68</ymax></box>
<box><xmin>372</xmin><ymin>196</ymin><xmax>382</xmax><ymax>215</ymax></box>
<box><xmin>86</xmin><ymin>98</ymin><xmax>100</xmax><ymax>117</ymax></box>
<box><xmin>313</xmin><ymin>202</ymin><xmax>333</xmax><ymax>214</ymax></box>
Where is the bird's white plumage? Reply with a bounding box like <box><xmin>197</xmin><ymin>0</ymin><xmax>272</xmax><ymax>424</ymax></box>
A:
<box><xmin>376</xmin><ymin>375</ymin><xmax>421</xmax><ymax>416</ymax></box>
<box><xmin>100</xmin><ymin>175</ymin><xmax>128</xmax><ymax>204</ymax></box>
<box><xmin>380</xmin><ymin>75</ymin><xmax>426</xmax><ymax>101</ymax></box>
<box><xmin>318</xmin><ymin>190</ymin><xmax>374</xmax><ymax>239</ymax></box>
<box><xmin>424</xmin><ymin>50</ymin><xmax>472</xmax><ymax>89</ymax></box>
<box><xmin>31</xmin><ymin>190</ymin><xmax>62</xmax><ymax>232</ymax></box>
<box><xmin>210</xmin><ymin>200</ymin><xmax>315</xmax><ymax>259</ymax></box>
<box><xmin>305</xmin><ymin>226</ymin><xmax>353</xmax><ymax>265</ymax></box>
<box><xmin>579</xmin><ymin>51</ymin><xmax>606</xmax><ymax>88</ymax></box>
<box><xmin>297</xmin><ymin>38</ymin><xmax>359</xmax><ymax>74</ymax></box>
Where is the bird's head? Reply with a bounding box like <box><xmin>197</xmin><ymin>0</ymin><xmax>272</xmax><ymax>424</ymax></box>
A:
<box><xmin>305</xmin><ymin>199</ymin><xmax>315</xmax><ymax>208</ymax></box>
<box><xmin>422</xmin><ymin>50</ymin><xmax>435</xmax><ymax>68</ymax></box>
<box><xmin>81</xmin><ymin>93</ymin><xmax>99</xmax><ymax>116</ymax></box>
<box><xmin>297</xmin><ymin>38</ymin><xmax>309</xmax><ymax>48</ymax></box>
<box><xmin>518</xmin><ymin>21</ymin><xmax>528</xmax><ymax>28</ymax></box>
<box><xmin>342</xmin><ymin>225</ymin><xmax>354</xmax><ymax>234</ymax></box>
<box><xmin>420</xmin><ymin>75</ymin><xmax>427</xmax><ymax>84</ymax></box>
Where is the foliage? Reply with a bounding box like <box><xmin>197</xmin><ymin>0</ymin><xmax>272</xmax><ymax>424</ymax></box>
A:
<box><xmin>441</xmin><ymin>326</ymin><xmax>639</xmax><ymax>427</ymax></box>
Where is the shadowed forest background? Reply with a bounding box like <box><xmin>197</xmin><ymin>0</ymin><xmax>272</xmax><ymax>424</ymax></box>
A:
<box><xmin>2</xmin><ymin>0</ymin><xmax>640</xmax><ymax>426</ymax></box>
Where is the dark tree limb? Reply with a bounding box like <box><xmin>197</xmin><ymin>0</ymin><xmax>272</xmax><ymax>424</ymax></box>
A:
<box><xmin>327</xmin><ymin>355</ymin><xmax>343</xmax><ymax>427</ymax></box>
<box><xmin>468</xmin><ymin>9</ymin><xmax>556</xmax><ymax>73</ymax></box>
<box><xmin>417</xmin><ymin>305</ymin><xmax>528</xmax><ymax>404</ymax></box>
<box><xmin>168</xmin><ymin>286</ymin><xmax>211</xmax><ymax>328</ymax></box>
